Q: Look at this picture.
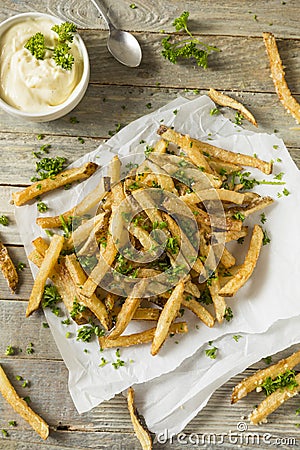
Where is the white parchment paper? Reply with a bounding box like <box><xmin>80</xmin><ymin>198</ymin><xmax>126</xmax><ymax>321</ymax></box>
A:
<box><xmin>15</xmin><ymin>96</ymin><xmax>300</xmax><ymax>432</ymax></box>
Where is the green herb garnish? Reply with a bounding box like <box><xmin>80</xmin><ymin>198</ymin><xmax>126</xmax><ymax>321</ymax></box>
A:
<box><xmin>161</xmin><ymin>11</ymin><xmax>219</xmax><ymax>68</ymax></box>
<box><xmin>42</xmin><ymin>284</ymin><xmax>62</xmax><ymax>316</ymax></box>
<box><xmin>25</xmin><ymin>22</ymin><xmax>77</xmax><ymax>70</ymax></box>
<box><xmin>261</xmin><ymin>370</ymin><xmax>298</xmax><ymax>396</ymax></box>
<box><xmin>0</xmin><ymin>215</ymin><xmax>9</xmax><ymax>226</ymax></box>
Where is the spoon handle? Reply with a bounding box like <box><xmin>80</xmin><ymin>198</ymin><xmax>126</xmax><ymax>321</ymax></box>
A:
<box><xmin>90</xmin><ymin>0</ymin><xmax>115</xmax><ymax>30</ymax></box>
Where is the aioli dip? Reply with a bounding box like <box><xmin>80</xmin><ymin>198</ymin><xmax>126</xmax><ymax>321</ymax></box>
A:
<box><xmin>0</xmin><ymin>18</ymin><xmax>83</xmax><ymax>112</ymax></box>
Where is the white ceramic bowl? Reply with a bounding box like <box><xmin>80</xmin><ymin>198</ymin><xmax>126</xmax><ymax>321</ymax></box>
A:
<box><xmin>0</xmin><ymin>12</ymin><xmax>90</xmax><ymax>122</ymax></box>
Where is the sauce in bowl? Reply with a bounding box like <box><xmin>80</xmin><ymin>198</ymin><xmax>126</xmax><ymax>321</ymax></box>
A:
<box><xmin>0</xmin><ymin>17</ymin><xmax>83</xmax><ymax>113</ymax></box>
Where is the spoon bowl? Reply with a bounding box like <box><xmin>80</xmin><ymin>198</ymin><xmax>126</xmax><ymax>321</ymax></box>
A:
<box><xmin>107</xmin><ymin>29</ymin><xmax>142</xmax><ymax>67</ymax></box>
<box><xmin>90</xmin><ymin>0</ymin><xmax>142</xmax><ymax>67</ymax></box>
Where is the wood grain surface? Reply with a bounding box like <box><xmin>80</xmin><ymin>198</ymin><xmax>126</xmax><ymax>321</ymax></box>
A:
<box><xmin>0</xmin><ymin>1</ymin><xmax>299</xmax><ymax>449</ymax></box>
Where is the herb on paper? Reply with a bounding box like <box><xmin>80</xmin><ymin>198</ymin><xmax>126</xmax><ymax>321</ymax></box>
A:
<box><xmin>205</xmin><ymin>345</ymin><xmax>218</xmax><ymax>359</ymax></box>
<box><xmin>42</xmin><ymin>284</ymin><xmax>62</xmax><ymax>316</ymax></box>
<box><xmin>161</xmin><ymin>11</ymin><xmax>219</xmax><ymax>68</ymax></box>
<box><xmin>37</xmin><ymin>201</ymin><xmax>48</xmax><ymax>213</ymax></box>
<box><xmin>70</xmin><ymin>299</ymin><xmax>86</xmax><ymax>319</ymax></box>
<box><xmin>25</xmin><ymin>22</ymin><xmax>77</xmax><ymax>70</ymax></box>
<box><xmin>0</xmin><ymin>215</ymin><xmax>9</xmax><ymax>226</ymax></box>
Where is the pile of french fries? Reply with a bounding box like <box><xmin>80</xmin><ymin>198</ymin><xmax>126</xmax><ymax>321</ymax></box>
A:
<box><xmin>10</xmin><ymin>125</ymin><xmax>274</xmax><ymax>358</ymax></box>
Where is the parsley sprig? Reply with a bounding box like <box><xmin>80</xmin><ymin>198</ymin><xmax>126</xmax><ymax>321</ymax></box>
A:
<box><xmin>25</xmin><ymin>22</ymin><xmax>77</xmax><ymax>70</ymax></box>
<box><xmin>161</xmin><ymin>11</ymin><xmax>219</xmax><ymax>68</ymax></box>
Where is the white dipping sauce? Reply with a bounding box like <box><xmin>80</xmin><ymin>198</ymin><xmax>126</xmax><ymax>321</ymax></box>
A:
<box><xmin>0</xmin><ymin>18</ymin><xmax>83</xmax><ymax>112</ymax></box>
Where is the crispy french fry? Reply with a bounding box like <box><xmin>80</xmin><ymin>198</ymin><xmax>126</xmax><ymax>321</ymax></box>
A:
<box><xmin>109</xmin><ymin>280</ymin><xmax>148</xmax><ymax>340</ymax></box>
<box><xmin>113</xmin><ymin>306</ymin><xmax>161</xmax><ymax>321</ymax></box>
<box><xmin>26</xmin><ymin>234</ymin><xmax>64</xmax><ymax>317</ymax></box>
<box><xmin>231</xmin><ymin>350</ymin><xmax>300</xmax><ymax>404</ymax></box>
<box><xmin>0</xmin><ymin>241</ymin><xmax>18</xmax><ymax>293</ymax></box>
<box><xmin>64</xmin><ymin>254</ymin><xmax>109</xmax><ymax>330</ymax></box>
<box><xmin>219</xmin><ymin>225</ymin><xmax>263</xmax><ymax>297</ymax></box>
<box><xmin>65</xmin><ymin>211</ymin><xmax>107</xmax><ymax>251</ymax></box>
<box><xmin>157</xmin><ymin>126</ymin><xmax>272</xmax><ymax>175</ymax></box>
<box><xmin>182</xmin><ymin>297</ymin><xmax>215</xmax><ymax>327</ymax></box>
<box><xmin>153</xmin><ymin>138</ymin><xmax>168</xmax><ymax>154</ymax></box>
<box><xmin>208</xmin><ymin>88</ymin><xmax>258</xmax><ymax>127</ymax></box>
<box><xmin>180</xmin><ymin>189</ymin><xmax>246</xmax><ymax>205</ymax></box>
<box><xmin>263</xmin><ymin>32</ymin><xmax>300</xmax><ymax>124</ymax></box>
<box><xmin>36</xmin><ymin>176</ymin><xmax>110</xmax><ymax>229</ymax></box>
<box><xmin>209</xmin><ymin>158</ymin><xmax>242</xmax><ymax>175</ymax></box>
<box><xmin>13</xmin><ymin>162</ymin><xmax>98</xmax><ymax>207</ymax></box>
<box><xmin>250</xmin><ymin>372</ymin><xmax>300</xmax><ymax>424</ymax></box>
<box><xmin>127</xmin><ymin>387</ymin><xmax>153</xmax><ymax>450</ymax></box>
<box><xmin>0</xmin><ymin>364</ymin><xmax>49</xmax><ymax>439</ymax></box>
<box><xmin>220</xmin><ymin>247</ymin><xmax>236</xmax><ymax>269</ymax></box>
<box><xmin>99</xmin><ymin>322</ymin><xmax>188</xmax><ymax>349</ymax></box>
<box><xmin>29</xmin><ymin>240</ymin><xmax>91</xmax><ymax>324</ymax></box>
<box><xmin>151</xmin><ymin>281</ymin><xmax>185</xmax><ymax>355</ymax></box>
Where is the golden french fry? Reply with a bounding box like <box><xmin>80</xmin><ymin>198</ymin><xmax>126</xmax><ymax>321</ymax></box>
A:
<box><xmin>0</xmin><ymin>364</ymin><xmax>49</xmax><ymax>439</ymax></box>
<box><xmin>109</xmin><ymin>280</ymin><xmax>148</xmax><ymax>340</ymax></box>
<box><xmin>151</xmin><ymin>281</ymin><xmax>185</xmax><ymax>355</ymax></box>
<box><xmin>181</xmin><ymin>297</ymin><xmax>215</xmax><ymax>327</ymax></box>
<box><xmin>127</xmin><ymin>387</ymin><xmax>153</xmax><ymax>450</ymax></box>
<box><xmin>157</xmin><ymin>126</ymin><xmax>272</xmax><ymax>175</ymax></box>
<box><xmin>36</xmin><ymin>176</ymin><xmax>110</xmax><ymax>229</ymax></box>
<box><xmin>250</xmin><ymin>372</ymin><xmax>300</xmax><ymax>424</ymax></box>
<box><xmin>64</xmin><ymin>254</ymin><xmax>109</xmax><ymax>330</ymax></box>
<box><xmin>180</xmin><ymin>189</ymin><xmax>246</xmax><ymax>205</ymax></box>
<box><xmin>26</xmin><ymin>234</ymin><xmax>64</xmax><ymax>317</ymax></box>
<box><xmin>208</xmin><ymin>88</ymin><xmax>258</xmax><ymax>127</ymax></box>
<box><xmin>0</xmin><ymin>241</ymin><xmax>18</xmax><ymax>293</ymax></box>
<box><xmin>99</xmin><ymin>322</ymin><xmax>188</xmax><ymax>349</ymax></box>
<box><xmin>231</xmin><ymin>350</ymin><xmax>300</xmax><ymax>404</ymax></box>
<box><xmin>219</xmin><ymin>225</ymin><xmax>263</xmax><ymax>297</ymax></box>
<box><xmin>29</xmin><ymin>240</ymin><xmax>91</xmax><ymax>324</ymax></box>
<box><xmin>113</xmin><ymin>307</ymin><xmax>161</xmax><ymax>321</ymax></box>
<box><xmin>153</xmin><ymin>138</ymin><xmax>168</xmax><ymax>154</ymax></box>
<box><xmin>13</xmin><ymin>162</ymin><xmax>98</xmax><ymax>207</ymax></box>
<box><xmin>263</xmin><ymin>32</ymin><xmax>300</xmax><ymax>124</ymax></box>
<box><xmin>65</xmin><ymin>211</ymin><xmax>107</xmax><ymax>251</ymax></box>
<box><xmin>220</xmin><ymin>247</ymin><xmax>236</xmax><ymax>269</ymax></box>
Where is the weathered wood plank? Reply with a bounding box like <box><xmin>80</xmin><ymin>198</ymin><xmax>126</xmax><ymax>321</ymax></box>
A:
<box><xmin>1</xmin><ymin>0</ymin><xmax>299</xmax><ymax>39</ymax></box>
<box><xmin>0</xmin><ymin>352</ymin><xmax>299</xmax><ymax>449</ymax></box>
<box><xmin>0</xmin><ymin>89</ymin><xmax>299</xmax><ymax>147</ymax></box>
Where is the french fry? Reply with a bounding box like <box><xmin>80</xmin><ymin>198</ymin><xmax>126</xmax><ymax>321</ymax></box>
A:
<box><xmin>151</xmin><ymin>281</ymin><xmax>185</xmax><ymax>355</ymax></box>
<box><xmin>231</xmin><ymin>350</ymin><xmax>300</xmax><ymax>404</ymax></box>
<box><xmin>219</xmin><ymin>225</ymin><xmax>263</xmax><ymax>297</ymax></box>
<box><xmin>29</xmin><ymin>240</ymin><xmax>91</xmax><ymax>324</ymax></box>
<box><xmin>64</xmin><ymin>254</ymin><xmax>109</xmax><ymax>330</ymax></box>
<box><xmin>0</xmin><ymin>241</ymin><xmax>18</xmax><ymax>293</ymax></box>
<box><xmin>263</xmin><ymin>32</ymin><xmax>300</xmax><ymax>124</ymax></box>
<box><xmin>65</xmin><ymin>211</ymin><xmax>107</xmax><ymax>251</ymax></box>
<box><xmin>36</xmin><ymin>176</ymin><xmax>110</xmax><ymax>229</ymax></box>
<box><xmin>0</xmin><ymin>364</ymin><xmax>49</xmax><ymax>439</ymax></box>
<box><xmin>26</xmin><ymin>234</ymin><xmax>64</xmax><ymax>317</ymax></box>
<box><xmin>127</xmin><ymin>387</ymin><xmax>153</xmax><ymax>450</ymax></box>
<box><xmin>182</xmin><ymin>296</ymin><xmax>214</xmax><ymax>327</ymax></box>
<box><xmin>180</xmin><ymin>189</ymin><xmax>246</xmax><ymax>205</ymax></box>
<box><xmin>109</xmin><ymin>279</ymin><xmax>148</xmax><ymax>340</ymax></box>
<box><xmin>113</xmin><ymin>306</ymin><xmax>161</xmax><ymax>321</ymax></box>
<box><xmin>157</xmin><ymin>126</ymin><xmax>272</xmax><ymax>175</ymax></box>
<box><xmin>250</xmin><ymin>372</ymin><xmax>300</xmax><ymax>424</ymax></box>
<box><xmin>13</xmin><ymin>162</ymin><xmax>98</xmax><ymax>207</ymax></box>
<box><xmin>208</xmin><ymin>88</ymin><xmax>258</xmax><ymax>127</ymax></box>
<box><xmin>99</xmin><ymin>322</ymin><xmax>188</xmax><ymax>349</ymax></box>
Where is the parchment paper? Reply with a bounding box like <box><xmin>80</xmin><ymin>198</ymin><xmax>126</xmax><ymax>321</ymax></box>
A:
<box><xmin>15</xmin><ymin>96</ymin><xmax>300</xmax><ymax>433</ymax></box>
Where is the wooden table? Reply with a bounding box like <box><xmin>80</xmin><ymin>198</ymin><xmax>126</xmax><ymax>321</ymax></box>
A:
<box><xmin>0</xmin><ymin>1</ymin><xmax>299</xmax><ymax>448</ymax></box>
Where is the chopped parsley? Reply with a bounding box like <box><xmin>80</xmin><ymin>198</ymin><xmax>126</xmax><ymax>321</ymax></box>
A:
<box><xmin>61</xmin><ymin>318</ymin><xmax>71</xmax><ymax>325</ymax></box>
<box><xmin>205</xmin><ymin>345</ymin><xmax>218</xmax><ymax>359</ymax></box>
<box><xmin>8</xmin><ymin>421</ymin><xmax>16</xmax><ymax>427</ymax></box>
<box><xmin>261</xmin><ymin>370</ymin><xmax>298</xmax><ymax>396</ymax></box>
<box><xmin>42</xmin><ymin>322</ymin><xmax>49</xmax><ymax>328</ymax></box>
<box><xmin>210</xmin><ymin>107</ymin><xmax>220</xmax><ymax>116</ymax></box>
<box><xmin>232</xmin><ymin>211</ymin><xmax>245</xmax><ymax>222</ymax></box>
<box><xmin>283</xmin><ymin>187</ymin><xmax>290</xmax><ymax>196</ymax></box>
<box><xmin>166</xmin><ymin>237</ymin><xmax>179</xmax><ymax>254</ymax></box>
<box><xmin>234</xmin><ymin>112</ymin><xmax>244</xmax><ymax>125</ymax></box>
<box><xmin>224</xmin><ymin>307</ymin><xmax>233</xmax><ymax>322</ymax></box>
<box><xmin>78</xmin><ymin>137</ymin><xmax>85</xmax><ymax>144</ymax></box>
<box><xmin>130</xmin><ymin>3</ymin><xmax>137</xmax><ymax>8</ymax></box>
<box><xmin>17</xmin><ymin>262</ymin><xmax>26</xmax><ymax>271</ymax></box>
<box><xmin>108</xmin><ymin>123</ymin><xmax>123</xmax><ymax>137</ymax></box>
<box><xmin>161</xmin><ymin>11</ymin><xmax>219</xmax><ymax>68</ymax></box>
<box><xmin>78</xmin><ymin>255</ymin><xmax>98</xmax><ymax>272</ymax></box>
<box><xmin>262</xmin><ymin>229</ymin><xmax>271</xmax><ymax>246</ymax></box>
<box><xmin>0</xmin><ymin>215</ymin><xmax>9</xmax><ymax>226</ymax></box>
<box><xmin>112</xmin><ymin>358</ymin><xmax>125</xmax><ymax>369</ymax></box>
<box><xmin>37</xmin><ymin>201</ymin><xmax>48</xmax><ymax>213</ymax></box>
<box><xmin>99</xmin><ymin>357</ymin><xmax>109</xmax><ymax>367</ymax></box>
<box><xmin>42</xmin><ymin>284</ymin><xmax>62</xmax><ymax>316</ymax></box>
<box><xmin>146</xmin><ymin>103</ymin><xmax>152</xmax><ymax>109</ymax></box>
<box><xmin>23</xmin><ymin>396</ymin><xmax>31</xmax><ymax>404</ymax></box>
<box><xmin>31</xmin><ymin>156</ymin><xmax>67</xmax><ymax>182</ymax></box>
<box><xmin>1</xmin><ymin>429</ymin><xmax>8</xmax><ymax>437</ymax></box>
<box><xmin>26</xmin><ymin>343</ymin><xmax>34</xmax><ymax>354</ymax></box>
<box><xmin>263</xmin><ymin>355</ymin><xmax>273</xmax><ymax>365</ymax></box>
<box><xmin>260</xmin><ymin>213</ymin><xmax>267</xmax><ymax>224</ymax></box>
<box><xmin>5</xmin><ymin>345</ymin><xmax>15</xmax><ymax>356</ymax></box>
<box><xmin>233</xmin><ymin>335</ymin><xmax>242</xmax><ymax>342</ymax></box>
<box><xmin>70</xmin><ymin>116</ymin><xmax>79</xmax><ymax>124</ymax></box>
<box><xmin>37</xmin><ymin>134</ymin><xmax>45</xmax><ymax>140</ymax></box>
<box><xmin>76</xmin><ymin>322</ymin><xmax>105</xmax><ymax>342</ymax></box>
<box><xmin>70</xmin><ymin>299</ymin><xmax>86</xmax><ymax>319</ymax></box>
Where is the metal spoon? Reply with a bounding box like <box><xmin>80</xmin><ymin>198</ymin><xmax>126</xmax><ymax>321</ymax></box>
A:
<box><xmin>90</xmin><ymin>0</ymin><xmax>142</xmax><ymax>67</ymax></box>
